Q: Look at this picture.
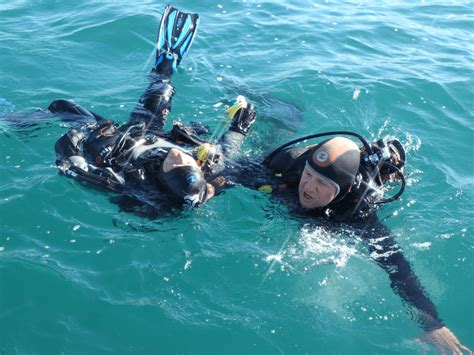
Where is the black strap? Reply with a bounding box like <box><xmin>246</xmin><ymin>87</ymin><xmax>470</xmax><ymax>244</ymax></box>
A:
<box><xmin>67</xmin><ymin>166</ymin><xmax>123</xmax><ymax>192</ymax></box>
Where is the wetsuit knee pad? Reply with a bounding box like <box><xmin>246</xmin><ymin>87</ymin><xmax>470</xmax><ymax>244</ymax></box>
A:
<box><xmin>140</xmin><ymin>80</ymin><xmax>174</xmax><ymax>115</ymax></box>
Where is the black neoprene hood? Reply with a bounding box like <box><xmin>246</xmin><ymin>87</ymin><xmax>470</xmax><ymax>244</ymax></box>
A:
<box><xmin>158</xmin><ymin>165</ymin><xmax>207</xmax><ymax>205</ymax></box>
<box><xmin>307</xmin><ymin>138</ymin><xmax>360</xmax><ymax>197</ymax></box>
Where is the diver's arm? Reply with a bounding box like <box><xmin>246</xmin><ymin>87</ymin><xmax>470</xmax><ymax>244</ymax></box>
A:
<box><xmin>217</xmin><ymin>157</ymin><xmax>275</xmax><ymax>192</ymax></box>
<box><xmin>55</xmin><ymin>128</ymin><xmax>125</xmax><ymax>192</ymax></box>
<box><xmin>361</xmin><ymin>215</ymin><xmax>444</xmax><ymax>330</ymax></box>
<box><xmin>218</xmin><ymin>145</ymin><xmax>305</xmax><ymax>194</ymax></box>
<box><xmin>361</xmin><ymin>215</ymin><xmax>472</xmax><ymax>354</ymax></box>
<box><xmin>218</xmin><ymin>100</ymin><xmax>256</xmax><ymax>158</ymax></box>
<box><xmin>219</xmin><ymin>130</ymin><xmax>246</xmax><ymax>158</ymax></box>
<box><xmin>63</xmin><ymin>164</ymin><xmax>125</xmax><ymax>192</ymax></box>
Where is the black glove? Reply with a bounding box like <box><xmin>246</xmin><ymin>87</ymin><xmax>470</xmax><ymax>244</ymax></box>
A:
<box><xmin>229</xmin><ymin>103</ymin><xmax>256</xmax><ymax>136</ymax></box>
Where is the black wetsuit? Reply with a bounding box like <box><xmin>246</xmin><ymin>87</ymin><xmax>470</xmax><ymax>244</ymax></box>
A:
<box><xmin>223</xmin><ymin>146</ymin><xmax>445</xmax><ymax>332</ymax></box>
<box><xmin>52</xmin><ymin>70</ymin><xmax>250</xmax><ymax>212</ymax></box>
<box><xmin>52</xmin><ymin>69</ymin><xmax>443</xmax><ymax>332</ymax></box>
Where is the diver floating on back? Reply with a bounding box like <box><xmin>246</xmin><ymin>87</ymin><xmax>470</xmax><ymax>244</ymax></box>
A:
<box><xmin>53</xmin><ymin>5</ymin><xmax>256</xmax><ymax>209</ymax></box>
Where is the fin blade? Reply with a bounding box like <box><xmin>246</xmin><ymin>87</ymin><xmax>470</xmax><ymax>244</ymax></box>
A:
<box><xmin>154</xmin><ymin>6</ymin><xmax>199</xmax><ymax>74</ymax></box>
<box><xmin>173</xmin><ymin>15</ymin><xmax>192</xmax><ymax>50</ymax></box>
<box><xmin>166</xmin><ymin>9</ymin><xmax>177</xmax><ymax>50</ymax></box>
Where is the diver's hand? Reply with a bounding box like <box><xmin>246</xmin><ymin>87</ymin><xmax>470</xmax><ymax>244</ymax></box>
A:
<box><xmin>228</xmin><ymin>96</ymin><xmax>256</xmax><ymax>136</ymax></box>
<box><xmin>418</xmin><ymin>327</ymin><xmax>472</xmax><ymax>354</ymax></box>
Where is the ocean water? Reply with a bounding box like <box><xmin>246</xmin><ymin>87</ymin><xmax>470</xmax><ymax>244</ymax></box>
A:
<box><xmin>0</xmin><ymin>1</ymin><xmax>473</xmax><ymax>353</ymax></box>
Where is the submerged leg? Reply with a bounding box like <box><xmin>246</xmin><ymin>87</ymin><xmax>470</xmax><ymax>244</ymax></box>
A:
<box><xmin>48</xmin><ymin>99</ymin><xmax>103</xmax><ymax>122</ymax></box>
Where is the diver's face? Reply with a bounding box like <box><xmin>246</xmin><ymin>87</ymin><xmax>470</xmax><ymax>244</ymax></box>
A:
<box><xmin>298</xmin><ymin>166</ymin><xmax>337</xmax><ymax>209</ymax></box>
<box><xmin>162</xmin><ymin>148</ymin><xmax>199</xmax><ymax>173</ymax></box>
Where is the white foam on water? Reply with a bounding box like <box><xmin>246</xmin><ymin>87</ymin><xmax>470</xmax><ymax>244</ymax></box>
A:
<box><xmin>184</xmin><ymin>260</ymin><xmax>192</xmax><ymax>270</ymax></box>
<box><xmin>297</xmin><ymin>226</ymin><xmax>359</xmax><ymax>268</ymax></box>
<box><xmin>265</xmin><ymin>254</ymin><xmax>282</xmax><ymax>263</ymax></box>
<box><xmin>410</xmin><ymin>242</ymin><xmax>431</xmax><ymax>250</ymax></box>
<box><xmin>352</xmin><ymin>88</ymin><xmax>361</xmax><ymax>100</ymax></box>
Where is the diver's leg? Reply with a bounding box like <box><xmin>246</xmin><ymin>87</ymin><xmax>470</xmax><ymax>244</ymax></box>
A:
<box><xmin>127</xmin><ymin>72</ymin><xmax>174</xmax><ymax>132</ymax></box>
<box><xmin>48</xmin><ymin>99</ymin><xmax>103</xmax><ymax>122</ymax></box>
<box><xmin>127</xmin><ymin>5</ymin><xmax>199</xmax><ymax>133</ymax></box>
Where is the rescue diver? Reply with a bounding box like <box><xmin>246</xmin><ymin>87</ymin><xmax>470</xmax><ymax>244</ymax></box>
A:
<box><xmin>52</xmin><ymin>5</ymin><xmax>256</xmax><ymax>211</ymax></box>
<box><xmin>225</xmin><ymin>131</ymin><xmax>470</xmax><ymax>353</ymax></box>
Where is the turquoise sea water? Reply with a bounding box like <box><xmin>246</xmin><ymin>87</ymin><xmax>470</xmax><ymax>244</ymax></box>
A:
<box><xmin>1</xmin><ymin>1</ymin><xmax>473</xmax><ymax>353</ymax></box>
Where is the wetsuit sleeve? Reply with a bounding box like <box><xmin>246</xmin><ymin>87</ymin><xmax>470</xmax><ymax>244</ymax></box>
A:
<box><xmin>219</xmin><ymin>130</ymin><xmax>246</xmax><ymax>158</ymax></box>
<box><xmin>358</xmin><ymin>215</ymin><xmax>445</xmax><ymax>331</ymax></box>
<box><xmin>219</xmin><ymin>157</ymin><xmax>274</xmax><ymax>190</ymax></box>
<box><xmin>216</xmin><ymin>147</ymin><xmax>306</xmax><ymax>194</ymax></box>
<box><xmin>127</xmin><ymin>71</ymin><xmax>174</xmax><ymax>132</ymax></box>
<box><xmin>54</xmin><ymin>125</ymin><xmax>126</xmax><ymax>192</ymax></box>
